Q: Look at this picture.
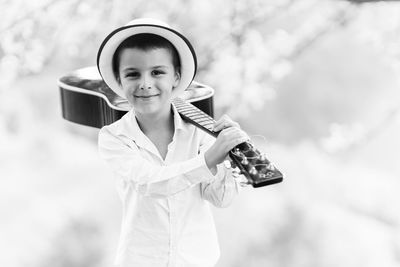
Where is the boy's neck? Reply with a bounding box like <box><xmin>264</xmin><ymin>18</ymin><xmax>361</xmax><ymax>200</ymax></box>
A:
<box><xmin>134</xmin><ymin>105</ymin><xmax>174</xmax><ymax>135</ymax></box>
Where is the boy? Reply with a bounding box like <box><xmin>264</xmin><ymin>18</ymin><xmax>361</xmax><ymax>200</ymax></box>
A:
<box><xmin>97</xmin><ymin>18</ymin><xmax>249</xmax><ymax>267</ymax></box>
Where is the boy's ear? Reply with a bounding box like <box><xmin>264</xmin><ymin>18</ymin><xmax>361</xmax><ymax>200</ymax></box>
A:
<box><xmin>173</xmin><ymin>72</ymin><xmax>181</xmax><ymax>88</ymax></box>
<box><xmin>116</xmin><ymin>75</ymin><xmax>122</xmax><ymax>87</ymax></box>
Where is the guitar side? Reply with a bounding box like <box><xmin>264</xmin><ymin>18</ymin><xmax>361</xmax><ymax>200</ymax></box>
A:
<box><xmin>59</xmin><ymin>84</ymin><xmax>128</xmax><ymax>128</ymax></box>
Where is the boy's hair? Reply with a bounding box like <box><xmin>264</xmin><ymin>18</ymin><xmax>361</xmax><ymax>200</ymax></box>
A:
<box><xmin>112</xmin><ymin>33</ymin><xmax>181</xmax><ymax>81</ymax></box>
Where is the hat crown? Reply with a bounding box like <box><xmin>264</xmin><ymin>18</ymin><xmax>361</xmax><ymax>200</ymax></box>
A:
<box><xmin>125</xmin><ymin>18</ymin><xmax>170</xmax><ymax>28</ymax></box>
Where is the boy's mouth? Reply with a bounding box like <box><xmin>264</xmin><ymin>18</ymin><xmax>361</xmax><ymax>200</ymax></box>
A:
<box><xmin>135</xmin><ymin>94</ymin><xmax>159</xmax><ymax>99</ymax></box>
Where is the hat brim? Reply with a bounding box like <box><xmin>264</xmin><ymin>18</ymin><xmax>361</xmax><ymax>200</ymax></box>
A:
<box><xmin>97</xmin><ymin>23</ymin><xmax>197</xmax><ymax>99</ymax></box>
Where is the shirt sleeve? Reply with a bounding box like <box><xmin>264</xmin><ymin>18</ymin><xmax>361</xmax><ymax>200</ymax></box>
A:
<box><xmin>98</xmin><ymin>126</ymin><xmax>217</xmax><ymax>198</ymax></box>
<box><xmin>198</xmin><ymin>132</ymin><xmax>241</xmax><ymax>208</ymax></box>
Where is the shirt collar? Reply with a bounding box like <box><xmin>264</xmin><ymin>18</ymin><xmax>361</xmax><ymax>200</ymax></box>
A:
<box><xmin>113</xmin><ymin>103</ymin><xmax>185</xmax><ymax>144</ymax></box>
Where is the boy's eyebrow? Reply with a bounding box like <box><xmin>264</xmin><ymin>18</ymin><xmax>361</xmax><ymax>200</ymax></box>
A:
<box><xmin>121</xmin><ymin>67</ymin><xmax>138</xmax><ymax>72</ymax></box>
<box><xmin>121</xmin><ymin>65</ymin><xmax>169</xmax><ymax>72</ymax></box>
<box><xmin>152</xmin><ymin>65</ymin><xmax>169</xmax><ymax>69</ymax></box>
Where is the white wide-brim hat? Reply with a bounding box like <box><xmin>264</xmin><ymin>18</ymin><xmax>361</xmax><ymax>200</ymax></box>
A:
<box><xmin>97</xmin><ymin>18</ymin><xmax>197</xmax><ymax>98</ymax></box>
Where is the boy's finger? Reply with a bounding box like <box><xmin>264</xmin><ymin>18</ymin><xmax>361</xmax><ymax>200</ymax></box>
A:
<box><xmin>213</xmin><ymin>121</ymin><xmax>227</xmax><ymax>132</ymax></box>
<box><xmin>213</xmin><ymin>119</ymin><xmax>239</xmax><ymax>132</ymax></box>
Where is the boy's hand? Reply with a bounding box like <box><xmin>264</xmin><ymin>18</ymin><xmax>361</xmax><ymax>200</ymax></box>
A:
<box><xmin>204</xmin><ymin>115</ymin><xmax>249</xmax><ymax>171</ymax></box>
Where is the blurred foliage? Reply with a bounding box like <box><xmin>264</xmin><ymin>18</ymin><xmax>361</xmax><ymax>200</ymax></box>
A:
<box><xmin>40</xmin><ymin>219</ymin><xmax>104</xmax><ymax>267</ymax></box>
<box><xmin>2</xmin><ymin>0</ymin><xmax>400</xmax><ymax>146</ymax></box>
<box><xmin>2</xmin><ymin>0</ymin><xmax>400</xmax><ymax>267</ymax></box>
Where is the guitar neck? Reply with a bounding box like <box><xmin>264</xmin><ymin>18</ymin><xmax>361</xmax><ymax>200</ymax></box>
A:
<box><xmin>172</xmin><ymin>97</ymin><xmax>218</xmax><ymax>137</ymax></box>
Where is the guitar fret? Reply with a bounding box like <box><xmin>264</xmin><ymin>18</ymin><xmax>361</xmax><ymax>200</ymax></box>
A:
<box><xmin>184</xmin><ymin>116</ymin><xmax>210</xmax><ymax>124</ymax></box>
<box><xmin>193</xmin><ymin>115</ymin><xmax>212</xmax><ymax>121</ymax></box>
<box><xmin>193</xmin><ymin>119</ymin><xmax>208</xmax><ymax>124</ymax></box>
<box><xmin>183</xmin><ymin>110</ymin><xmax>199</xmax><ymax>115</ymax></box>
<box><xmin>185</xmin><ymin>113</ymin><xmax>203</xmax><ymax>118</ymax></box>
<box><xmin>196</xmin><ymin>117</ymin><xmax>212</xmax><ymax>122</ymax></box>
<box><xmin>178</xmin><ymin>106</ymin><xmax>193</xmax><ymax>110</ymax></box>
<box><xmin>190</xmin><ymin>116</ymin><xmax>211</xmax><ymax>122</ymax></box>
<box><xmin>185</xmin><ymin>114</ymin><xmax>209</xmax><ymax>120</ymax></box>
<box><xmin>179</xmin><ymin>111</ymin><xmax>207</xmax><ymax>117</ymax></box>
<box><xmin>180</xmin><ymin>111</ymin><xmax>200</xmax><ymax>116</ymax></box>
<box><xmin>198</xmin><ymin>121</ymin><xmax>214</xmax><ymax>126</ymax></box>
<box><xmin>190</xmin><ymin>116</ymin><xmax>213</xmax><ymax>123</ymax></box>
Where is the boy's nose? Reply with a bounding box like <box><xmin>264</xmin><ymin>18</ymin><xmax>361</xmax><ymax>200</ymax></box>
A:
<box><xmin>139</xmin><ymin>75</ymin><xmax>153</xmax><ymax>90</ymax></box>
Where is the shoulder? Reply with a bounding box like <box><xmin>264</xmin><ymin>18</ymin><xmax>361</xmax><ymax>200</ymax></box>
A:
<box><xmin>98</xmin><ymin>119</ymin><xmax>121</xmax><ymax>141</ymax></box>
<box><xmin>99</xmin><ymin>109</ymin><xmax>134</xmax><ymax>136</ymax></box>
<box><xmin>98</xmin><ymin>120</ymin><xmax>135</xmax><ymax>155</ymax></box>
<box><xmin>98</xmin><ymin>123</ymin><xmax>120</xmax><ymax>148</ymax></box>
<box><xmin>98</xmin><ymin>109</ymin><xmax>135</xmax><ymax>145</ymax></box>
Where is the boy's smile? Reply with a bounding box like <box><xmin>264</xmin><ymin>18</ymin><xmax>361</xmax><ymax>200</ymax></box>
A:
<box><xmin>118</xmin><ymin>47</ymin><xmax>180</xmax><ymax>116</ymax></box>
<box><xmin>134</xmin><ymin>94</ymin><xmax>160</xmax><ymax>99</ymax></box>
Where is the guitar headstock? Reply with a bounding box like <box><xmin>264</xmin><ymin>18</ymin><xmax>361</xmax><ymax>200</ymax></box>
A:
<box><xmin>228</xmin><ymin>142</ymin><xmax>283</xmax><ymax>187</ymax></box>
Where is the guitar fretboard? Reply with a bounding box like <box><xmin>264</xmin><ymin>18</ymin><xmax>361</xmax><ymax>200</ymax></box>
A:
<box><xmin>172</xmin><ymin>98</ymin><xmax>218</xmax><ymax>137</ymax></box>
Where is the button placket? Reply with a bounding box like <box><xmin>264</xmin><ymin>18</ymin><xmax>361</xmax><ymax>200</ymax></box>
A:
<box><xmin>168</xmin><ymin>197</ymin><xmax>177</xmax><ymax>267</ymax></box>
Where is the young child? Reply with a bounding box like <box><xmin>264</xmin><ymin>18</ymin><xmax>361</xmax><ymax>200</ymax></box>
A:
<box><xmin>97</xmin><ymin>18</ymin><xmax>249</xmax><ymax>267</ymax></box>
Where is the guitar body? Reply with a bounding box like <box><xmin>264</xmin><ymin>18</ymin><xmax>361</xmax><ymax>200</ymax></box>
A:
<box><xmin>58</xmin><ymin>66</ymin><xmax>215</xmax><ymax>128</ymax></box>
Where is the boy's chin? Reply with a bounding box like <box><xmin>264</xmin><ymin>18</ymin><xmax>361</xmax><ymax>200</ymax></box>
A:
<box><xmin>133</xmin><ymin>103</ymin><xmax>170</xmax><ymax>117</ymax></box>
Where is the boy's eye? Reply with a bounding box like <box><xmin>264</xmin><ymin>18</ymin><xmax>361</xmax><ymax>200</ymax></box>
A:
<box><xmin>125</xmin><ymin>72</ymin><xmax>139</xmax><ymax>78</ymax></box>
<box><xmin>152</xmin><ymin>70</ymin><xmax>165</xmax><ymax>76</ymax></box>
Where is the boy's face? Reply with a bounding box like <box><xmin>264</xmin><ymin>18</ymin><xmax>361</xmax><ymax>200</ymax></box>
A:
<box><xmin>118</xmin><ymin>47</ymin><xmax>180</xmax><ymax>116</ymax></box>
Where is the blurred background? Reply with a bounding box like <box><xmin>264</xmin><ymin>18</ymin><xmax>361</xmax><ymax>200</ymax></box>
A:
<box><xmin>1</xmin><ymin>0</ymin><xmax>400</xmax><ymax>266</ymax></box>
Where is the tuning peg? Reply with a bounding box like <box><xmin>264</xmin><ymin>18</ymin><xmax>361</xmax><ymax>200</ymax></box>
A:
<box><xmin>266</xmin><ymin>163</ymin><xmax>276</xmax><ymax>171</ymax></box>
<box><xmin>249</xmin><ymin>166</ymin><xmax>258</xmax><ymax>176</ymax></box>
<box><xmin>233</xmin><ymin>147</ymin><xmax>241</xmax><ymax>154</ymax></box>
<box><xmin>241</xmin><ymin>157</ymin><xmax>249</xmax><ymax>165</ymax></box>
<box><xmin>259</xmin><ymin>153</ymin><xmax>268</xmax><ymax>162</ymax></box>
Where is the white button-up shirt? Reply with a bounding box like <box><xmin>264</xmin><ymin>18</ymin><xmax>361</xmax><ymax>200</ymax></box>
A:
<box><xmin>98</xmin><ymin>104</ymin><xmax>241</xmax><ymax>267</ymax></box>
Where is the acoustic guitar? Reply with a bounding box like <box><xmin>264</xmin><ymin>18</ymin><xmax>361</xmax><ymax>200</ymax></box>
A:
<box><xmin>58</xmin><ymin>66</ymin><xmax>283</xmax><ymax>187</ymax></box>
